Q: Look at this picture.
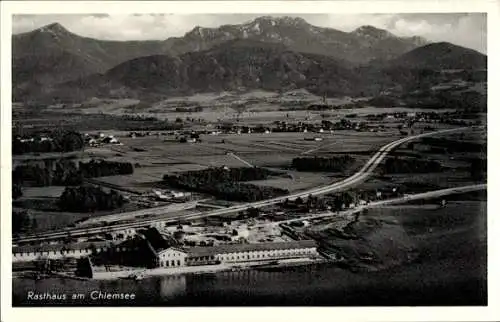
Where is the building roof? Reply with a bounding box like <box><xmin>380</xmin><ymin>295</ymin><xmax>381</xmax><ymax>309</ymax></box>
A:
<box><xmin>186</xmin><ymin>240</ymin><xmax>317</xmax><ymax>257</ymax></box>
<box><xmin>13</xmin><ymin>241</ymin><xmax>114</xmax><ymax>254</ymax></box>
<box><xmin>157</xmin><ymin>247</ymin><xmax>187</xmax><ymax>255</ymax></box>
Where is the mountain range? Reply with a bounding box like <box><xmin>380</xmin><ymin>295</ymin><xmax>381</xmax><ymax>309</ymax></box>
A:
<box><xmin>12</xmin><ymin>16</ymin><xmax>487</xmax><ymax>102</ymax></box>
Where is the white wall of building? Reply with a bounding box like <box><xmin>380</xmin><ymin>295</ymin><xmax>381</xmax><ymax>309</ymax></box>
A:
<box><xmin>13</xmin><ymin>248</ymin><xmax>96</xmax><ymax>262</ymax></box>
<box><xmin>157</xmin><ymin>248</ymin><xmax>187</xmax><ymax>267</ymax></box>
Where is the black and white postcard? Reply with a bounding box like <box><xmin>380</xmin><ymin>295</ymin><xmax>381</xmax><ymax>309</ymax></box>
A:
<box><xmin>1</xmin><ymin>1</ymin><xmax>498</xmax><ymax>321</ymax></box>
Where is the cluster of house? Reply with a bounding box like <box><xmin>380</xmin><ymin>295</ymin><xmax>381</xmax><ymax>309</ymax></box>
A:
<box><xmin>84</xmin><ymin>133</ymin><xmax>121</xmax><ymax>147</ymax></box>
<box><xmin>160</xmin><ymin>223</ymin><xmax>252</xmax><ymax>247</ymax></box>
<box><xmin>122</xmin><ymin>118</ymin><xmax>403</xmax><ymax>143</ymax></box>
<box><xmin>149</xmin><ymin>189</ymin><xmax>192</xmax><ymax>202</ymax></box>
<box><xmin>14</xmin><ymin>135</ymin><xmax>53</xmax><ymax>143</ymax></box>
<box><xmin>304</xmin><ymin>136</ymin><xmax>323</xmax><ymax>142</ymax></box>
<box><xmin>211</xmin><ymin>123</ymin><xmax>335</xmax><ymax>135</ymax></box>
<box><xmin>129</xmin><ymin>131</ymin><xmax>167</xmax><ymax>138</ymax></box>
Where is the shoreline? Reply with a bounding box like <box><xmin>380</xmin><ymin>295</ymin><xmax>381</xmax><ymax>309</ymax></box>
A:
<box><xmin>13</xmin><ymin>258</ymin><xmax>327</xmax><ymax>282</ymax></box>
<box><xmin>91</xmin><ymin>257</ymin><xmax>325</xmax><ymax>280</ymax></box>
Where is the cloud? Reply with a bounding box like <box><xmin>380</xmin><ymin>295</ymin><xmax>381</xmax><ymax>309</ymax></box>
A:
<box><xmin>12</xmin><ymin>13</ymin><xmax>486</xmax><ymax>53</ymax></box>
<box><xmin>386</xmin><ymin>13</ymin><xmax>486</xmax><ymax>52</ymax></box>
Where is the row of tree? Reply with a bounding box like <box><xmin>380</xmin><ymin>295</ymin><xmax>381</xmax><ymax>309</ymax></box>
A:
<box><xmin>382</xmin><ymin>157</ymin><xmax>442</xmax><ymax>174</ymax></box>
<box><xmin>164</xmin><ymin>179</ymin><xmax>289</xmax><ymax>202</ymax></box>
<box><xmin>13</xmin><ymin>160</ymin><xmax>134</xmax><ymax>187</ymax></box>
<box><xmin>13</xmin><ymin>183</ymin><xmax>23</xmax><ymax>199</ymax></box>
<box><xmin>121</xmin><ymin>114</ymin><xmax>159</xmax><ymax>122</ymax></box>
<box><xmin>13</xmin><ymin>161</ymin><xmax>82</xmax><ymax>187</ymax></box>
<box><xmin>165</xmin><ymin>167</ymin><xmax>277</xmax><ymax>184</ymax></box>
<box><xmin>174</xmin><ymin>106</ymin><xmax>204</xmax><ymax>113</ymax></box>
<box><xmin>292</xmin><ymin>156</ymin><xmax>355</xmax><ymax>172</ymax></box>
<box><xmin>58</xmin><ymin>186</ymin><xmax>126</xmax><ymax>212</ymax></box>
<box><xmin>421</xmin><ymin>137</ymin><xmax>486</xmax><ymax>154</ymax></box>
<box><xmin>283</xmin><ymin>191</ymin><xmax>358</xmax><ymax>212</ymax></box>
<box><xmin>12</xmin><ymin>210</ymin><xmax>37</xmax><ymax>235</ymax></box>
<box><xmin>79</xmin><ymin>160</ymin><xmax>134</xmax><ymax>178</ymax></box>
<box><xmin>163</xmin><ymin>167</ymin><xmax>288</xmax><ymax>201</ymax></box>
<box><xmin>470</xmin><ymin>158</ymin><xmax>487</xmax><ymax>181</ymax></box>
<box><xmin>12</xmin><ymin>131</ymin><xmax>84</xmax><ymax>155</ymax></box>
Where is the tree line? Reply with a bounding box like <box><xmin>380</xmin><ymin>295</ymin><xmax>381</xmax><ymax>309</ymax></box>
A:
<box><xmin>292</xmin><ymin>156</ymin><xmax>355</xmax><ymax>172</ymax></box>
<box><xmin>58</xmin><ymin>186</ymin><xmax>126</xmax><ymax>212</ymax></box>
<box><xmin>13</xmin><ymin>159</ymin><xmax>134</xmax><ymax>187</ymax></box>
<box><xmin>79</xmin><ymin>160</ymin><xmax>134</xmax><ymax>178</ymax></box>
<box><xmin>12</xmin><ymin>131</ymin><xmax>84</xmax><ymax>155</ymax></box>
<box><xmin>13</xmin><ymin>160</ymin><xmax>82</xmax><ymax>187</ymax></box>
<box><xmin>421</xmin><ymin>137</ymin><xmax>486</xmax><ymax>154</ymax></box>
<box><xmin>470</xmin><ymin>158</ymin><xmax>487</xmax><ymax>181</ymax></box>
<box><xmin>12</xmin><ymin>210</ymin><xmax>37</xmax><ymax>235</ymax></box>
<box><xmin>382</xmin><ymin>157</ymin><xmax>442</xmax><ymax>174</ymax></box>
<box><xmin>163</xmin><ymin>167</ymin><xmax>288</xmax><ymax>201</ymax></box>
<box><xmin>167</xmin><ymin>167</ymin><xmax>278</xmax><ymax>183</ymax></box>
<box><xmin>174</xmin><ymin>106</ymin><xmax>204</xmax><ymax>113</ymax></box>
<box><xmin>13</xmin><ymin>184</ymin><xmax>23</xmax><ymax>199</ymax></box>
<box><xmin>367</xmin><ymin>95</ymin><xmax>400</xmax><ymax>107</ymax></box>
<box><xmin>283</xmin><ymin>191</ymin><xmax>358</xmax><ymax>212</ymax></box>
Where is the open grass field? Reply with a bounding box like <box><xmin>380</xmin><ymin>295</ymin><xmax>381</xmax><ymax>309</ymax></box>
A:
<box><xmin>12</xmin><ymin>199</ymin><xmax>146</xmax><ymax>233</ymax></box>
<box><xmin>21</xmin><ymin>186</ymin><xmax>65</xmax><ymax>199</ymax></box>
<box><xmin>355</xmin><ymin>167</ymin><xmax>479</xmax><ymax>195</ymax></box>
<box><xmin>90</xmin><ymin>171</ymin><xmax>165</xmax><ymax>193</ymax></box>
<box><xmin>382</xmin><ymin>171</ymin><xmax>477</xmax><ymax>189</ymax></box>
<box><xmin>247</xmin><ymin>171</ymin><xmax>336</xmax><ymax>192</ymax></box>
<box><xmin>242</xmin><ymin>152</ymin><xmax>301</xmax><ymax>167</ymax></box>
<box><xmin>435</xmin><ymin>127</ymin><xmax>487</xmax><ymax>146</ymax></box>
<box><xmin>90</xmin><ymin>165</ymin><xmax>211</xmax><ymax>194</ymax></box>
<box><xmin>13</xmin><ymin>208</ymin><xmax>90</xmax><ymax>233</ymax></box>
<box><xmin>13</xmin><ymin>126</ymin><xmax>423</xmax><ymax>200</ymax></box>
<box><xmin>309</xmin><ymin>199</ymin><xmax>486</xmax><ymax>273</ymax></box>
<box><xmin>46</xmin><ymin>98</ymin><xmax>140</xmax><ymax>114</ymax></box>
<box><xmin>12</xmin><ymin>99</ymin><xmax>475</xmax><ymax>238</ymax></box>
<box><xmin>87</xmin><ymin>130</ymin><xmax>391</xmax><ymax>193</ymax></box>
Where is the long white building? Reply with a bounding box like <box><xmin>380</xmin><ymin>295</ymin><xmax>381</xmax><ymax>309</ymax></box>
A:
<box><xmin>13</xmin><ymin>241</ymin><xmax>116</xmax><ymax>262</ymax></box>
<box><xmin>155</xmin><ymin>240</ymin><xmax>319</xmax><ymax>268</ymax></box>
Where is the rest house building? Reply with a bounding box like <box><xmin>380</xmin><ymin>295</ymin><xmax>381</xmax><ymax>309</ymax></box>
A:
<box><xmin>155</xmin><ymin>240</ymin><xmax>319</xmax><ymax>268</ymax></box>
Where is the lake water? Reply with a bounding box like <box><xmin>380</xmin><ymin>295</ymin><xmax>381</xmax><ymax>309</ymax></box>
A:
<box><xmin>13</xmin><ymin>258</ymin><xmax>486</xmax><ymax>306</ymax></box>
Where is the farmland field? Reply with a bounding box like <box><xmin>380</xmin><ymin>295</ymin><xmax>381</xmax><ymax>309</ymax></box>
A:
<box><xmin>21</xmin><ymin>186</ymin><xmax>66</xmax><ymax>199</ymax></box>
<box><xmin>83</xmin><ymin>130</ymin><xmax>399</xmax><ymax>193</ymax></box>
<box><xmin>32</xmin><ymin>89</ymin><xmax>458</xmax><ymax>123</ymax></box>
<box><xmin>247</xmin><ymin>171</ymin><xmax>335</xmax><ymax>192</ymax></box>
<box><xmin>308</xmin><ymin>199</ymin><xmax>486</xmax><ymax>272</ymax></box>
<box><xmin>11</xmin><ymin>97</ymin><xmax>478</xmax><ymax>236</ymax></box>
<box><xmin>12</xmin><ymin>200</ymin><xmax>146</xmax><ymax>233</ymax></box>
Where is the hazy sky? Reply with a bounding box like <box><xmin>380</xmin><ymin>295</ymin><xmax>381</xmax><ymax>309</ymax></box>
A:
<box><xmin>12</xmin><ymin>13</ymin><xmax>487</xmax><ymax>53</ymax></box>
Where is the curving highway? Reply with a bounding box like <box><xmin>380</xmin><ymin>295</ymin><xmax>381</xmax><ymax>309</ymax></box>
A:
<box><xmin>182</xmin><ymin>126</ymin><xmax>476</xmax><ymax>214</ymax></box>
<box><xmin>13</xmin><ymin>126</ymin><xmax>479</xmax><ymax>244</ymax></box>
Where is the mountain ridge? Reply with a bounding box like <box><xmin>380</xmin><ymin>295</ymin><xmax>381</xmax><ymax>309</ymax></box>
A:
<box><xmin>12</xmin><ymin>17</ymin><xmax>486</xmax><ymax>102</ymax></box>
<box><xmin>165</xmin><ymin>16</ymin><xmax>428</xmax><ymax>63</ymax></box>
<box><xmin>13</xmin><ymin>17</ymin><xmax>429</xmax><ymax>66</ymax></box>
<box><xmin>13</xmin><ymin>17</ymin><xmax>429</xmax><ymax>97</ymax></box>
<box><xmin>389</xmin><ymin>42</ymin><xmax>487</xmax><ymax>70</ymax></box>
<box><xmin>26</xmin><ymin>39</ymin><xmax>486</xmax><ymax>104</ymax></box>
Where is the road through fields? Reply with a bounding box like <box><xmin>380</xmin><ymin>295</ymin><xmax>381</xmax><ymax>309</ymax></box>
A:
<box><xmin>13</xmin><ymin>126</ymin><xmax>479</xmax><ymax>244</ymax></box>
